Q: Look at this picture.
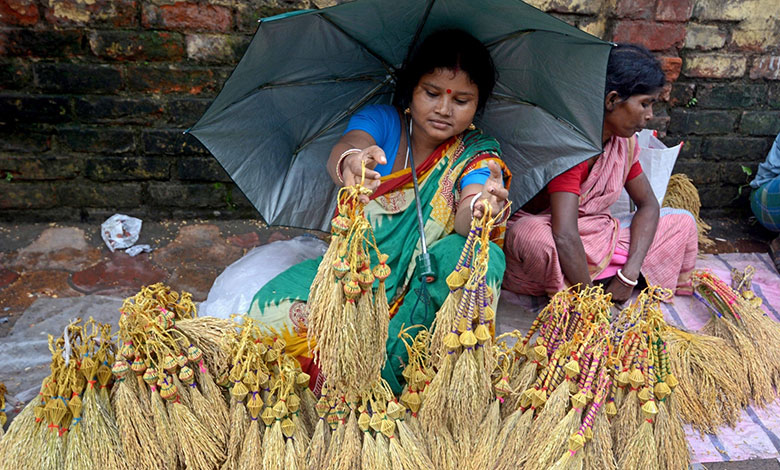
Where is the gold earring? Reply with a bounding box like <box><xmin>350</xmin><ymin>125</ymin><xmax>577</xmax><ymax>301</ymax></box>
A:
<box><xmin>468</xmin><ymin>123</ymin><xmax>476</xmax><ymax>131</ymax></box>
<box><xmin>404</xmin><ymin>107</ymin><xmax>411</xmax><ymax>115</ymax></box>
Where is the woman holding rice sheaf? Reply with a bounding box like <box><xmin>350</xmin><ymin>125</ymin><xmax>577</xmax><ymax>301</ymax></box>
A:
<box><xmin>247</xmin><ymin>29</ymin><xmax>511</xmax><ymax>393</ymax></box>
<box><xmin>503</xmin><ymin>44</ymin><xmax>698</xmax><ymax>303</ymax></box>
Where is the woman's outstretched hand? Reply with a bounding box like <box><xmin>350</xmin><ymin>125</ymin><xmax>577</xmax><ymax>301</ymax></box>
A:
<box><xmin>472</xmin><ymin>160</ymin><xmax>509</xmax><ymax>219</ymax></box>
<box><xmin>341</xmin><ymin>145</ymin><xmax>386</xmax><ymax>203</ymax></box>
<box><xmin>606</xmin><ymin>276</ymin><xmax>634</xmax><ymax>304</ymax></box>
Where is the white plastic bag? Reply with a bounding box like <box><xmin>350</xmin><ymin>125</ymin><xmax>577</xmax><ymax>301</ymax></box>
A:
<box><xmin>610</xmin><ymin>129</ymin><xmax>683</xmax><ymax>219</ymax></box>
<box><xmin>200</xmin><ymin>235</ymin><xmax>327</xmax><ymax>318</ymax></box>
<box><xmin>100</xmin><ymin>214</ymin><xmax>142</xmax><ymax>252</ymax></box>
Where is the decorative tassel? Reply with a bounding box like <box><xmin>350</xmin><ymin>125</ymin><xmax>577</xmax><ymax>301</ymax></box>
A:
<box><xmin>82</xmin><ymin>381</ymin><xmax>126</xmax><ymax>470</ymax></box>
<box><xmin>324</xmin><ymin>419</ymin><xmax>345</xmax><ymax>470</ymax></box>
<box><xmin>262</xmin><ymin>419</ymin><xmax>286</xmax><ymax>470</ymax></box>
<box><xmin>284</xmin><ymin>438</ymin><xmax>300</xmax><ymax>470</ymax></box>
<box><xmin>525</xmin><ymin>392</ymin><xmax>587</xmax><ymax>470</ymax></box>
<box><xmin>582</xmin><ymin>408</ymin><xmax>616</xmax><ymax>470</ymax></box>
<box><xmin>168</xmin><ymin>397</ymin><xmax>226</xmax><ymax>470</ymax></box>
<box><xmin>307</xmin><ymin>417</ymin><xmax>330</xmax><ymax>470</ymax></box>
<box><xmin>427</xmin><ymin>425</ymin><xmax>457</xmax><ymax>470</ymax></box>
<box><xmin>237</xmin><ymin>418</ymin><xmax>263</xmax><ymax>470</ymax></box>
<box><xmin>493</xmin><ymin>406</ymin><xmax>534</xmax><ymax>470</ymax></box>
<box><xmin>223</xmin><ymin>398</ymin><xmax>249</xmax><ymax>470</ymax></box>
<box><xmin>655</xmin><ymin>394</ymin><xmax>689</xmax><ymax>470</ymax></box>
<box><xmin>397</xmin><ymin>418</ymin><xmax>435</xmax><ymax>469</ymax></box>
<box><xmin>617</xmin><ymin>403</ymin><xmax>659</xmax><ymax>469</ymax></box>
<box><xmin>336</xmin><ymin>407</ymin><xmax>361</xmax><ymax>470</ymax></box>
<box><xmin>418</xmin><ymin>350</ymin><xmax>454</xmax><ymax>434</ymax></box>
<box><xmin>64</xmin><ymin>417</ymin><xmax>91</xmax><ymax>470</ymax></box>
<box><xmin>469</xmin><ymin>398</ymin><xmax>501</xmax><ymax>470</ymax></box>
<box><xmin>373</xmin><ymin>433</ymin><xmax>393</xmax><ymax>470</ymax></box>
<box><xmin>611</xmin><ymin>383</ymin><xmax>640</xmax><ymax>463</ymax></box>
<box><xmin>112</xmin><ymin>369</ymin><xmax>165</xmax><ymax>469</ymax></box>
<box><xmin>149</xmin><ymin>385</ymin><xmax>177</xmax><ymax>470</ymax></box>
<box><xmin>360</xmin><ymin>429</ymin><xmax>376</xmax><ymax>470</ymax></box>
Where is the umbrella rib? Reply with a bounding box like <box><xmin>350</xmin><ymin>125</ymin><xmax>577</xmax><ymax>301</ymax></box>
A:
<box><xmin>317</xmin><ymin>13</ymin><xmax>397</xmax><ymax>76</ymax></box>
<box><xmin>292</xmin><ymin>76</ymin><xmax>394</xmax><ymax>157</ymax></box>
<box><xmin>484</xmin><ymin>29</ymin><xmax>535</xmax><ymax>48</ymax></box>
<box><xmin>401</xmin><ymin>0</ymin><xmax>437</xmax><ymax>70</ymax></box>
<box><xmin>257</xmin><ymin>75</ymin><xmax>387</xmax><ymax>91</ymax></box>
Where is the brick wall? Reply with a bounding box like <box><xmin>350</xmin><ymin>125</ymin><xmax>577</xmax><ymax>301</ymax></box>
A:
<box><xmin>1</xmin><ymin>0</ymin><xmax>778</xmax><ymax>222</ymax></box>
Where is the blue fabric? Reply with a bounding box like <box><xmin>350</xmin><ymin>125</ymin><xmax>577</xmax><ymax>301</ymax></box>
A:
<box><xmin>344</xmin><ymin>104</ymin><xmax>400</xmax><ymax>176</ymax></box>
<box><xmin>751</xmin><ymin>133</ymin><xmax>780</xmax><ymax>189</ymax></box>
<box><xmin>344</xmin><ymin>104</ymin><xmax>498</xmax><ymax>187</ymax></box>
<box><xmin>751</xmin><ymin>175</ymin><xmax>780</xmax><ymax>232</ymax></box>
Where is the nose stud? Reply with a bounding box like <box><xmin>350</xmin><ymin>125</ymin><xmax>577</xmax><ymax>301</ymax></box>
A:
<box><xmin>446</xmin><ymin>89</ymin><xmax>452</xmax><ymax>94</ymax></box>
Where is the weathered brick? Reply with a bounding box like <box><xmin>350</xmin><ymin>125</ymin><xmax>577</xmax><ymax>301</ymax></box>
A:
<box><xmin>0</xmin><ymin>155</ymin><xmax>82</xmax><ymax>180</ymax></box>
<box><xmin>769</xmin><ymin>84</ymin><xmax>780</xmax><ymax>110</ymax></box>
<box><xmin>0</xmin><ymin>95</ymin><xmax>71</xmax><ymax>123</ymax></box>
<box><xmin>235</xmin><ymin>4</ymin><xmax>297</xmax><ymax>32</ymax></box>
<box><xmin>58</xmin><ymin>182</ymin><xmax>142</xmax><ymax>207</ymax></box>
<box><xmin>696</xmin><ymin>83</ymin><xmax>766</xmax><ymax>109</ymax></box>
<box><xmin>2</xmin><ymin>29</ymin><xmax>84</xmax><ymax>58</ymax></box>
<box><xmin>721</xmin><ymin>162</ymin><xmax>758</xmax><ymax>185</ymax></box>
<box><xmin>692</xmin><ymin>0</ymin><xmax>745</xmax><ymax>21</ymax></box>
<box><xmin>176</xmin><ymin>156</ymin><xmax>231</xmax><ymax>181</ymax></box>
<box><xmin>684</xmin><ymin>23</ymin><xmax>726</xmax><ymax>50</ymax></box>
<box><xmin>142</xmin><ymin>129</ymin><xmax>208</xmax><ymax>155</ymax></box>
<box><xmin>142</xmin><ymin>2</ymin><xmax>232</xmax><ymax>32</ymax></box>
<box><xmin>147</xmin><ymin>182</ymin><xmax>229</xmax><ymax>207</ymax></box>
<box><xmin>89</xmin><ymin>30</ymin><xmax>185</xmax><ymax>61</ymax></box>
<box><xmin>731</xmin><ymin>25</ymin><xmax>780</xmax><ymax>52</ymax></box>
<box><xmin>667</xmin><ymin>137</ymin><xmax>702</xmax><ymax>159</ymax></box>
<box><xmin>668</xmin><ymin>109</ymin><xmax>737</xmax><ymax>135</ymax></box>
<box><xmin>613</xmin><ymin>21</ymin><xmax>686</xmax><ymax>51</ymax></box>
<box><xmin>74</xmin><ymin>97</ymin><xmax>164</xmax><ymax>124</ymax></box>
<box><xmin>34</xmin><ymin>63</ymin><xmax>123</xmax><ymax>94</ymax></box>
<box><xmin>0</xmin><ymin>124</ymin><xmax>52</xmax><ymax>152</ymax></box>
<box><xmin>683</xmin><ymin>53</ymin><xmax>747</xmax><ymax>78</ymax></box>
<box><xmin>615</xmin><ymin>0</ymin><xmax>654</xmax><ymax>19</ymax></box>
<box><xmin>185</xmin><ymin>34</ymin><xmax>250</xmax><ymax>64</ymax></box>
<box><xmin>701</xmin><ymin>136</ymin><xmax>770</xmax><ymax>160</ymax></box>
<box><xmin>698</xmin><ymin>184</ymin><xmax>739</xmax><ymax>209</ymax></box>
<box><xmin>85</xmin><ymin>156</ymin><xmax>170</xmax><ymax>181</ymax></box>
<box><xmin>43</xmin><ymin>0</ymin><xmax>137</xmax><ymax>27</ymax></box>
<box><xmin>0</xmin><ymin>182</ymin><xmax>57</xmax><ymax>209</ymax></box>
<box><xmin>656</xmin><ymin>0</ymin><xmax>693</xmax><ymax>21</ymax></box>
<box><xmin>58</xmin><ymin>128</ymin><xmax>135</xmax><ymax>154</ymax></box>
<box><xmin>125</xmin><ymin>65</ymin><xmax>229</xmax><ymax>95</ymax></box>
<box><xmin>669</xmin><ymin>82</ymin><xmax>695</xmax><ymax>107</ymax></box>
<box><xmin>0</xmin><ymin>60</ymin><xmax>32</xmax><ymax>90</ymax></box>
<box><xmin>659</xmin><ymin>56</ymin><xmax>682</xmax><ymax>83</ymax></box>
<box><xmin>671</xmin><ymin>161</ymin><xmax>719</xmax><ymax>185</ymax></box>
<box><xmin>740</xmin><ymin>112</ymin><xmax>780</xmax><ymax>136</ymax></box>
<box><xmin>165</xmin><ymin>97</ymin><xmax>210</xmax><ymax>126</ymax></box>
<box><xmin>0</xmin><ymin>0</ymin><xmax>39</xmax><ymax>26</ymax></box>
<box><xmin>540</xmin><ymin>0</ymin><xmax>601</xmax><ymax>15</ymax></box>
<box><xmin>750</xmin><ymin>56</ymin><xmax>780</xmax><ymax>80</ymax></box>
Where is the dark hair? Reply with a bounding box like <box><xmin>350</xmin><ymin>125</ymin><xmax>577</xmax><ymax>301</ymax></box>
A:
<box><xmin>605</xmin><ymin>43</ymin><xmax>665</xmax><ymax>99</ymax></box>
<box><xmin>394</xmin><ymin>29</ymin><xmax>496</xmax><ymax>114</ymax></box>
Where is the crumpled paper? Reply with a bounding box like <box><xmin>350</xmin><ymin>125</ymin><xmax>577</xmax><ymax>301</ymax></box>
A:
<box><xmin>100</xmin><ymin>214</ymin><xmax>142</xmax><ymax>252</ymax></box>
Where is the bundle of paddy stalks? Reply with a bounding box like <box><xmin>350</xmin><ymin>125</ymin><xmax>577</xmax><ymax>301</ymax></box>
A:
<box><xmin>692</xmin><ymin>270</ymin><xmax>775</xmax><ymax>406</ymax></box>
<box><xmin>608</xmin><ymin>287</ymin><xmax>689</xmax><ymax>470</ymax></box>
<box><xmin>662</xmin><ymin>173</ymin><xmax>714</xmax><ymax>249</ymax></box>
<box><xmin>695</xmin><ymin>268</ymin><xmax>780</xmax><ymax>393</ymax></box>
<box><xmin>0</xmin><ymin>318</ymin><xmax>124</xmax><ymax>470</ymax></box>
<box><xmin>219</xmin><ymin>316</ymin><xmax>314</xmax><ymax>470</ymax></box>
<box><xmin>307</xmin><ymin>169</ymin><xmax>391</xmax><ymax>396</ymax></box>
<box><xmin>113</xmin><ymin>283</ymin><xmax>233</xmax><ymax>470</ymax></box>
<box><xmin>0</xmin><ymin>382</ymin><xmax>5</xmax><ymax>439</ymax></box>
<box><xmin>418</xmin><ymin>201</ymin><xmax>508</xmax><ymax>458</ymax></box>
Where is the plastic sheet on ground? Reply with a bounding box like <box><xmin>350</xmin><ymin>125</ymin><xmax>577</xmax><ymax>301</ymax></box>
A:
<box><xmin>200</xmin><ymin>235</ymin><xmax>327</xmax><ymax>318</ymax></box>
<box><xmin>500</xmin><ymin>252</ymin><xmax>780</xmax><ymax>464</ymax></box>
<box><xmin>100</xmin><ymin>213</ymin><xmax>142</xmax><ymax>252</ymax></box>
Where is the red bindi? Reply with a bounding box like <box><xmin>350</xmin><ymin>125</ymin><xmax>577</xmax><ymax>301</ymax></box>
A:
<box><xmin>446</xmin><ymin>89</ymin><xmax>452</xmax><ymax>94</ymax></box>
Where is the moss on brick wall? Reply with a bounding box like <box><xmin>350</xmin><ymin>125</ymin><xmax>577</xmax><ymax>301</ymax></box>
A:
<box><xmin>1</xmin><ymin>0</ymin><xmax>778</xmax><ymax>221</ymax></box>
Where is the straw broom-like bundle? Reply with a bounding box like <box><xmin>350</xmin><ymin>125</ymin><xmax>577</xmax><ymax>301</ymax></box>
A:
<box><xmin>162</xmin><ymin>378</ymin><xmax>226</xmax><ymax>470</ymax></box>
<box><xmin>307</xmin><ymin>182</ymin><xmax>392</xmax><ymax>397</ymax></box>
<box><xmin>662</xmin><ymin>173</ymin><xmax>714</xmax><ymax>248</ymax></box>
<box><xmin>336</xmin><ymin>400</ymin><xmax>361</xmax><ymax>470</ymax></box>
<box><xmin>582</xmin><ymin>406</ymin><xmax>617</xmax><ymax>470</ymax></box>
<box><xmin>611</xmin><ymin>366</ymin><xmax>643</xmax><ymax>462</ymax></box>
<box><xmin>307</xmin><ymin>395</ymin><xmax>332</xmax><ymax>470</ymax></box>
<box><xmin>663</xmin><ymin>327</ymin><xmax>747</xmax><ymax>433</ymax></box>
<box><xmin>223</xmin><ymin>394</ymin><xmax>250</xmax><ymax>470</ymax></box>
<box><xmin>394</xmin><ymin>406</ymin><xmax>434</xmax><ymax>470</ymax></box>
<box><xmin>696</xmin><ymin>291</ymin><xmax>774</xmax><ymax>406</ymax></box>
<box><xmin>617</xmin><ymin>340</ymin><xmax>659</xmax><ymax>470</ymax></box>
<box><xmin>324</xmin><ymin>404</ymin><xmax>346</xmax><ymax>470</ymax></box>
<box><xmin>468</xmin><ymin>397</ymin><xmax>501</xmax><ymax>470</ymax></box>
<box><xmin>0</xmin><ymin>390</ymin><xmax>44</xmax><ymax>470</ymax></box>
<box><xmin>358</xmin><ymin>410</ymin><xmax>376</xmax><ymax>470</ymax></box>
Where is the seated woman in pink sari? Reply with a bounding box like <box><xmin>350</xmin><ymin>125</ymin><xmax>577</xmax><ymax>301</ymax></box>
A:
<box><xmin>503</xmin><ymin>44</ymin><xmax>697</xmax><ymax>303</ymax></box>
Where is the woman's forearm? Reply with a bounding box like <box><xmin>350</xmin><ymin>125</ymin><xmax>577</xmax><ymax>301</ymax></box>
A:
<box><xmin>621</xmin><ymin>202</ymin><xmax>659</xmax><ymax>280</ymax></box>
<box><xmin>554</xmin><ymin>231</ymin><xmax>593</xmax><ymax>288</ymax></box>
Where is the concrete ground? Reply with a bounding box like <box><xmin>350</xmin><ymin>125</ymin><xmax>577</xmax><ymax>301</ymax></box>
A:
<box><xmin>0</xmin><ymin>215</ymin><xmax>778</xmax><ymax>468</ymax></box>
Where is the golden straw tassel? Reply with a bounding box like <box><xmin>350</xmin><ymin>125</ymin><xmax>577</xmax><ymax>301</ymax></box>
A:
<box><xmin>222</xmin><ymin>396</ymin><xmax>250</xmax><ymax>470</ymax></box>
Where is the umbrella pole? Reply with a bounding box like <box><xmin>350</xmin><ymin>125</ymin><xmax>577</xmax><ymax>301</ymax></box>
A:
<box><xmin>404</xmin><ymin>117</ymin><xmax>437</xmax><ymax>285</ymax></box>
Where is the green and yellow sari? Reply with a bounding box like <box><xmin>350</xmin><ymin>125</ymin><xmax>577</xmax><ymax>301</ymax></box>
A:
<box><xmin>248</xmin><ymin>129</ymin><xmax>511</xmax><ymax>393</ymax></box>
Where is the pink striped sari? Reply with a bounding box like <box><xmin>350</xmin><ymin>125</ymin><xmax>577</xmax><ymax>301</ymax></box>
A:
<box><xmin>503</xmin><ymin>135</ymin><xmax>697</xmax><ymax>297</ymax></box>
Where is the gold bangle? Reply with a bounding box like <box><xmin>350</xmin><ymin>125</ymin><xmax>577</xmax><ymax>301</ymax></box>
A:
<box><xmin>335</xmin><ymin>148</ymin><xmax>362</xmax><ymax>184</ymax></box>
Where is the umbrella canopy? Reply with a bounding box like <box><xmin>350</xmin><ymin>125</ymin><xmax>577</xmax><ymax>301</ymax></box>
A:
<box><xmin>189</xmin><ymin>0</ymin><xmax>612</xmax><ymax>231</ymax></box>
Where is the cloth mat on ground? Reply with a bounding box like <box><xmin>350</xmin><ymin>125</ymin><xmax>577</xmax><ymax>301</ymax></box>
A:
<box><xmin>499</xmin><ymin>252</ymin><xmax>780</xmax><ymax>465</ymax></box>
